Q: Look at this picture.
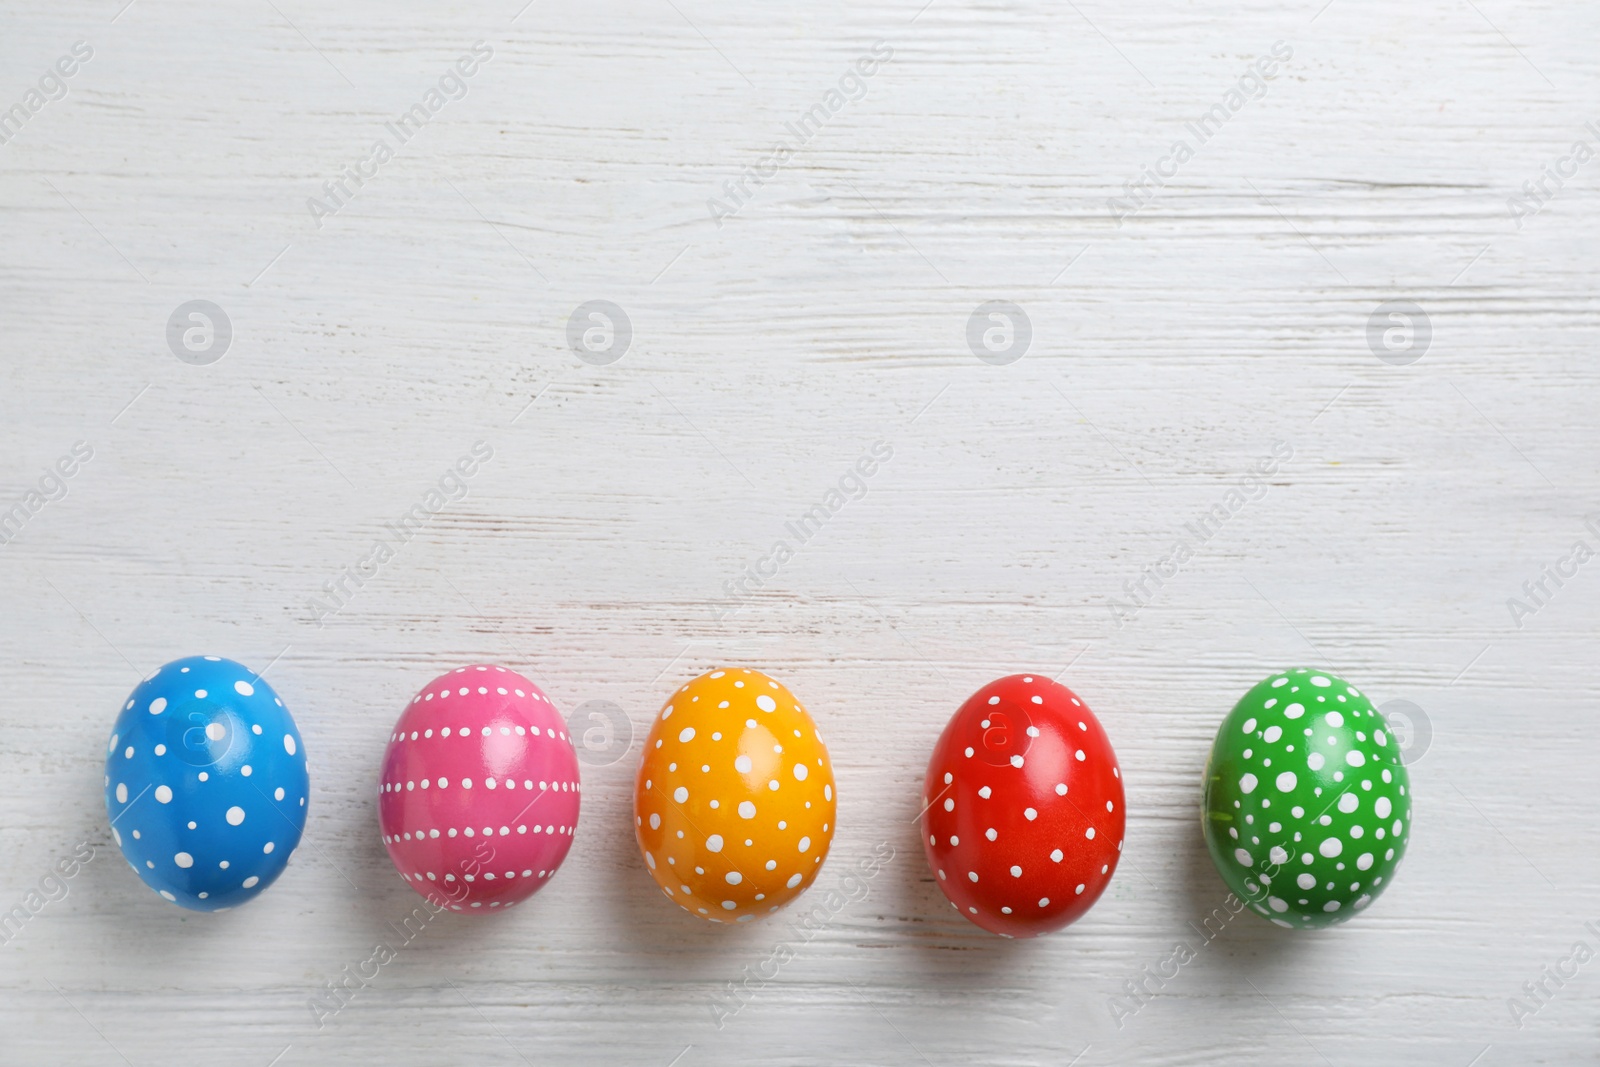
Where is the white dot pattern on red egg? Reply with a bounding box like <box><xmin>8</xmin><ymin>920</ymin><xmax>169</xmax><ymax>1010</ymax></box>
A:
<box><xmin>378</xmin><ymin>665</ymin><xmax>581</xmax><ymax>913</ymax></box>
<box><xmin>921</xmin><ymin>674</ymin><xmax>1125</xmax><ymax>938</ymax></box>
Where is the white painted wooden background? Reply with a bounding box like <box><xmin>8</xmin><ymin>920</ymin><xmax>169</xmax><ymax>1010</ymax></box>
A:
<box><xmin>2</xmin><ymin>0</ymin><xmax>1597</xmax><ymax>1063</ymax></box>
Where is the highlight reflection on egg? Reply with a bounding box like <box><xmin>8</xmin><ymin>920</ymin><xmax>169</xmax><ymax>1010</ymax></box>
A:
<box><xmin>921</xmin><ymin>673</ymin><xmax>1124</xmax><ymax>937</ymax></box>
<box><xmin>1202</xmin><ymin>667</ymin><xmax>1412</xmax><ymax>928</ymax></box>
<box><xmin>378</xmin><ymin>665</ymin><xmax>581</xmax><ymax>913</ymax></box>
<box><xmin>104</xmin><ymin>655</ymin><xmax>309</xmax><ymax>912</ymax></box>
<box><xmin>633</xmin><ymin>668</ymin><xmax>836</xmax><ymax>923</ymax></box>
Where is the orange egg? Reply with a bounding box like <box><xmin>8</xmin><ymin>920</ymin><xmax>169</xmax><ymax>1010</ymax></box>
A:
<box><xmin>633</xmin><ymin>668</ymin><xmax>836</xmax><ymax>923</ymax></box>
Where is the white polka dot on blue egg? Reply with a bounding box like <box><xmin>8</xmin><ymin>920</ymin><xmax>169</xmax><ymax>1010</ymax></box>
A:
<box><xmin>104</xmin><ymin>655</ymin><xmax>309</xmax><ymax>911</ymax></box>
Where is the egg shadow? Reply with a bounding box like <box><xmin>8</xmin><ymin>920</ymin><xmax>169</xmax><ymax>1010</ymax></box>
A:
<box><xmin>884</xmin><ymin>786</ymin><xmax>1050</xmax><ymax>988</ymax></box>
<box><xmin>1175</xmin><ymin>756</ymin><xmax>1303</xmax><ymax>978</ymax></box>
<box><xmin>597</xmin><ymin>787</ymin><xmax>782</xmax><ymax>984</ymax></box>
<box><xmin>304</xmin><ymin>747</ymin><xmax>532</xmax><ymax>962</ymax></box>
<box><xmin>76</xmin><ymin>778</ymin><xmax>308</xmax><ymax>966</ymax></box>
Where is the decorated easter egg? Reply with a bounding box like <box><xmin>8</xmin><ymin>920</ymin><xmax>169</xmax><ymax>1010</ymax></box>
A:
<box><xmin>922</xmin><ymin>674</ymin><xmax>1124</xmax><ymax>938</ymax></box>
<box><xmin>379</xmin><ymin>665</ymin><xmax>581</xmax><ymax>913</ymax></box>
<box><xmin>634</xmin><ymin>668</ymin><xmax>836</xmax><ymax>923</ymax></box>
<box><xmin>104</xmin><ymin>655</ymin><xmax>309</xmax><ymax>911</ymax></box>
<box><xmin>1202</xmin><ymin>668</ymin><xmax>1412</xmax><ymax>928</ymax></box>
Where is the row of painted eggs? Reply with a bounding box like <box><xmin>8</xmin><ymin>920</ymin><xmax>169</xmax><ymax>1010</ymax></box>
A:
<box><xmin>105</xmin><ymin>658</ymin><xmax>1411</xmax><ymax>935</ymax></box>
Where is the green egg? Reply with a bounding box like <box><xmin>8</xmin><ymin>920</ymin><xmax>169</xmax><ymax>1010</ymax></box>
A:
<box><xmin>1202</xmin><ymin>668</ymin><xmax>1411</xmax><ymax>928</ymax></box>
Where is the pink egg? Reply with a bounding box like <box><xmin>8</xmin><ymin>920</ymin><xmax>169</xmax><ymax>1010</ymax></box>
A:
<box><xmin>378</xmin><ymin>664</ymin><xmax>581</xmax><ymax>913</ymax></box>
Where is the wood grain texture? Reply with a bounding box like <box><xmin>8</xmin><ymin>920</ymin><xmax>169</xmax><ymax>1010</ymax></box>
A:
<box><xmin>2</xmin><ymin>0</ymin><xmax>1597</xmax><ymax>1063</ymax></box>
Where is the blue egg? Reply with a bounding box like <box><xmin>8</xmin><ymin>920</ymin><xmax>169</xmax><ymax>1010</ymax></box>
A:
<box><xmin>104</xmin><ymin>655</ymin><xmax>309</xmax><ymax>911</ymax></box>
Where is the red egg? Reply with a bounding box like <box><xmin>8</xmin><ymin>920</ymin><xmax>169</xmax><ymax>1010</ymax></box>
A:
<box><xmin>921</xmin><ymin>674</ymin><xmax>1124</xmax><ymax>937</ymax></box>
